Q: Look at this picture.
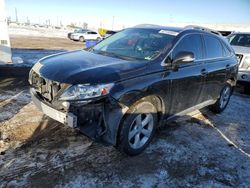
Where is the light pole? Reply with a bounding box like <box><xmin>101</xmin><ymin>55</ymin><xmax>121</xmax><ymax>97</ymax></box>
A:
<box><xmin>112</xmin><ymin>16</ymin><xmax>115</xmax><ymax>30</ymax></box>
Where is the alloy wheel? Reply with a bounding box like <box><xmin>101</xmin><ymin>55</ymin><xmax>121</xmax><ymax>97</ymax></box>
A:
<box><xmin>128</xmin><ymin>113</ymin><xmax>154</xmax><ymax>149</ymax></box>
<box><xmin>219</xmin><ymin>86</ymin><xmax>231</xmax><ymax>109</ymax></box>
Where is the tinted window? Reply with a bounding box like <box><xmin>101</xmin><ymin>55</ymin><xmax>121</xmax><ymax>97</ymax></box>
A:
<box><xmin>93</xmin><ymin>28</ymin><xmax>175</xmax><ymax>61</ymax></box>
<box><xmin>172</xmin><ymin>34</ymin><xmax>203</xmax><ymax>60</ymax></box>
<box><xmin>228</xmin><ymin>34</ymin><xmax>250</xmax><ymax>47</ymax></box>
<box><xmin>88</xmin><ymin>32</ymin><xmax>97</xmax><ymax>34</ymax></box>
<box><xmin>106</xmin><ymin>31</ymin><xmax>116</xmax><ymax>34</ymax></box>
<box><xmin>204</xmin><ymin>35</ymin><xmax>223</xmax><ymax>58</ymax></box>
<box><xmin>222</xmin><ymin>43</ymin><xmax>231</xmax><ymax>57</ymax></box>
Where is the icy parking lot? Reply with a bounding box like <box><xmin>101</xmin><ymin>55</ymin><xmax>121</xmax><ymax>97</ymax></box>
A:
<box><xmin>0</xmin><ymin>80</ymin><xmax>250</xmax><ymax>187</ymax></box>
<box><xmin>1</xmin><ymin>36</ymin><xmax>250</xmax><ymax>187</ymax></box>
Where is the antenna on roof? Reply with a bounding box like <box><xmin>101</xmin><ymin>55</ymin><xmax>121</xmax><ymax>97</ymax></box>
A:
<box><xmin>184</xmin><ymin>25</ymin><xmax>222</xmax><ymax>36</ymax></box>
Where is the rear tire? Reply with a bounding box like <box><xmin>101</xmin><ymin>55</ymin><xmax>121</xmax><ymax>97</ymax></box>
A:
<box><xmin>116</xmin><ymin>100</ymin><xmax>158</xmax><ymax>156</ymax></box>
<box><xmin>209</xmin><ymin>84</ymin><xmax>232</xmax><ymax>113</ymax></box>
<box><xmin>79</xmin><ymin>36</ymin><xmax>84</xmax><ymax>42</ymax></box>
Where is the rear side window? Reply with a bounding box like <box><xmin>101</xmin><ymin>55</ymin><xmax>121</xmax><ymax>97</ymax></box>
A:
<box><xmin>172</xmin><ymin>34</ymin><xmax>203</xmax><ymax>60</ymax></box>
<box><xmin>222</xmin><ymin>43</ymin><xmax>232</xmax><ymax>57</ymax></box>
<box><xmin>204</xmin><ymin>35</ymin><xmax>223</xmax><ymax>59</ymax></box>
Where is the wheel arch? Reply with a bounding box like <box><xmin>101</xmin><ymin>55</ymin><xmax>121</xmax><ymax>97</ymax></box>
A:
<box><xmin>115</xmin><ymin>94</ymin><xmax>165</xmax><ymax>146</ymax></box>
<box><xmin>101</xmin><ymin>93</ymin><xmax>165</xmax><ymax>146</ymax></box>
<box><xmin>226</xmin><ymin>77</ymin><xmax>237</xmax><ymax>87</ymax></box>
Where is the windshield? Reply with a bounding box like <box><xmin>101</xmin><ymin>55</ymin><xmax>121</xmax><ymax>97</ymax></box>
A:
<box><xmin>74</xmin><ymin>29</ymin><xmax>88</xmax><ymax>33</ymax></box>
<box><xmin>92</xmin><ymin>28</ymin><xmax>176</xmax><ymax>61</ymax></box>
<box><xmin>74</xmin><ymin>29</ymin><xmax>81</xmax><ymax>33</ymax></box>
<box><xmin>228</xmin><ymin>34</ymin><xmax>250</xmax><ymax>47</ymax></box>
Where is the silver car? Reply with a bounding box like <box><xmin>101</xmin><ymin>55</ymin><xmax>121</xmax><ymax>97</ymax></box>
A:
<box><xmin>228</xmin><ymin>32</ymin><xmax>250</xmax><ymax>93</ymax></box>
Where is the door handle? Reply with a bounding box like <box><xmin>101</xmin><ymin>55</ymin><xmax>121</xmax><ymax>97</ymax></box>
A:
<box><xmin>201</xmin><ymin>69</ymin><xmax>208</xmax><ymax>76</ymax></box>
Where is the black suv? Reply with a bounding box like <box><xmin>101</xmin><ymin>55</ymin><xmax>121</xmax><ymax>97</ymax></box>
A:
<box><xmin>29</xmin><ymin>25</ymin><xmax>238</xmax><ymax>155</ymax></box>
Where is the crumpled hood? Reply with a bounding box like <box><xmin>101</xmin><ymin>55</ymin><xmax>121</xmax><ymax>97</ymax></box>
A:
<box><xmin>232</xmin><ymin>45</ymin><xmax>250</xmax><ymax>55</ymax></box>
<box><xmin>35</xmin><ymin>50</ymin><xmax>148</xmax><ymax>84</ymax></box>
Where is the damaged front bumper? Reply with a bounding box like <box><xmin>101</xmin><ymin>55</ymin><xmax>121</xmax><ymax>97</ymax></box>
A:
<box><xmin>30</xmin><ymin>88</ymin><xmax>127</xmax><ymax>145</ymax></box>
<box><xmin>31</xmin><ymin>88</ymin><xmax>78</xmax><ymax>128</ymax></box>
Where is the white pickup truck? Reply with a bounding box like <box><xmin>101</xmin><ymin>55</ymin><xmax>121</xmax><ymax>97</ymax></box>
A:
<box><xmin>228</xmin><ymin>32</ymin><xmax>250</xmax><ymax>93</ymax></box>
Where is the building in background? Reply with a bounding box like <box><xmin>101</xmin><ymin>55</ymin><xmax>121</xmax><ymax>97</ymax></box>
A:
<box><xmin>0</xmin><ymin>0</ymin><xmax>12</xmax><ymax>64</ymax></box>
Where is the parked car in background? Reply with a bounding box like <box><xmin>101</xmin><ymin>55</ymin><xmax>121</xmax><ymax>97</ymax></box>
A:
<box><xmin>218</xmin><ymin>30</ymin><xmax>233</xmax><ymax>37</ymax></box>
<box><xmin>227</xmin><ymin>32</ymin><xmax>250</xmax><ymax>93</ymax></box>
<box><xmin>104</xmin><ymin>30</ymin><xmax>117</xmax><ymax>38</ymax></box>
<box><xmin>67</xmin><ymin>28</ymin><xmax>89</xmax><ymax>40</ymax></box>
<box><xmin>69</xmin><ymin>29</ymin><xmax>102</xmax><ymax>42</ymax></box>
<box><xmin>29</xmin><ymin>25</ymin><xmax>238</xmax><ymax>155</ymax></box>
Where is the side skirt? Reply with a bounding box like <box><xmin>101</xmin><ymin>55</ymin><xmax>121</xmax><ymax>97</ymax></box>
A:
<box><xmin>166</xmin><ymin>99</ymin><xmax>216</xmax><ymax>122</ymax></box>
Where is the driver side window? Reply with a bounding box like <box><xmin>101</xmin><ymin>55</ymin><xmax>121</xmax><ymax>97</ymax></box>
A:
<box><xmin>172</xmin><ymin>34</ymin><xmax>203</xmax><ymax>61</ymax></box>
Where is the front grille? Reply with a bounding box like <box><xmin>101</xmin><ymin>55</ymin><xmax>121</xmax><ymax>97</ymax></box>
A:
<box><xmin>30</xmin><ymin>70</ymin><xmax>66</xmax><ymax>102</ymax></box>
<box><xmin>236</xmin><ymin>54</ymin><xmax>243</xmax><ymax>64</ymax></box>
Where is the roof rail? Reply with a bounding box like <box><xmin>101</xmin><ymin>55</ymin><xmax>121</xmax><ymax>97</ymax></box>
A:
<box><xmin>133</xmin><ymin>24</ymin><xmax>162</xmax><ymax>28</ymax></box>
<box><xmin>184</xmin><ymin>25</ymin><xmax>222</xmax><ymax>36</ymax></box>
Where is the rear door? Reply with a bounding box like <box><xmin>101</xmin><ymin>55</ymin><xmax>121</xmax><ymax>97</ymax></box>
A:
<box><xmin>84</xmin><ymin>31</ymin><xmax>93</xmax><ymax>40</ymax></box>
<box><xmin>201</xmin><ymin>35</ymin><xmax>229</xmax><ymax>101</ymax></box>
<box><xmin>86</xmin><ymin>31</ymin><xmax>98</xmax><ymax>40</ymax></box>
<box><xmin>169</xmin><ymin>34</ymin><xmax>206</xmax><ymax>114</ymax></box>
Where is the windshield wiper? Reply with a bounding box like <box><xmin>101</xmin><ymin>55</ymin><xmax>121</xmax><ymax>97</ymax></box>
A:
<box><xmin>93</xmin><ymin>50</ymin><xmax>138</xmax><ymax>61</ymax></box>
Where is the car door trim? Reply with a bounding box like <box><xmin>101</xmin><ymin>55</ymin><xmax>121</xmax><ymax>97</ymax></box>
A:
<box><xmin>166</xmin><ymin>99</ymin><xmax>216</xmax><ymax>121</ymax></box>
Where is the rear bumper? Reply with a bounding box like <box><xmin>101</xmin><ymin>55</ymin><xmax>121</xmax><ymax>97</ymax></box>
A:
<box><xmin>237</xmin><ymin>70</ymin><xmax>250</xmax><ymax>83</ymax></box>
<box><xmin>31</xmin><ymin>88</ymin><xmax>77</xmax><ymax>128</ymax></box>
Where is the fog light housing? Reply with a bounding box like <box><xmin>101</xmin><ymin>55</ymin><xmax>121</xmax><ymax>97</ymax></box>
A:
<box><xmin>242</xmin><ymin>74</ymin><xmax>247</xmax><ymax>80</ymax></box>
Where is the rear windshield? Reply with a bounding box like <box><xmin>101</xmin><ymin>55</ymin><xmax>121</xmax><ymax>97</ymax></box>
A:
<box><xmin>92</xmin><ymin>28</ymin><xmax>176</xmax><ymax>61</ymax></box>
<box><xmin>228</xmin><ymin>34</ymin><xmax>250</xmax><ymax>47</ymax></box>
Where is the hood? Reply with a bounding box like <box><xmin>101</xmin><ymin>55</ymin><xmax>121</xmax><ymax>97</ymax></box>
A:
<box><xmin>231</xmin><ymin>45</ymin><xmax>250</xmax><ymax>55</ymax></box>
<box><xmin>36</xmin><ymin>50</ymin><xmax>148</xmax><ymax>84</ymax></box>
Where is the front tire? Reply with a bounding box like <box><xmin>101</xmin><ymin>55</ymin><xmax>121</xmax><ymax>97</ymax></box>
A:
<box><xmin>209</xmin><ymin>84</ymin><xmax>232</xmax><ymax>113</ymax></box>
<box><xmin>117</xmin><ymin>100</ymin><xmax>158</xmax><ymax>156</ymax></box>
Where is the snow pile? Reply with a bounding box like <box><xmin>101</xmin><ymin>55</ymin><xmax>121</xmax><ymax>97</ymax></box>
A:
<box><xmin>8</xmin><ymin>25</ymin><xmax>71</xmax><ymax>38</ymax></box>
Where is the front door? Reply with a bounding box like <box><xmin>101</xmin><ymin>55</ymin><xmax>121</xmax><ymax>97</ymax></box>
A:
<box><xmin>168</xmin><ymin>34</ymin><xmax>206</xmax><ymax>115</ymax></box>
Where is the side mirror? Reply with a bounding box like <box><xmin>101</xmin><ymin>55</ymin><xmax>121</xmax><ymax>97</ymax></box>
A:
<box><xmin>173</xmin><ymin>51</ymin><xmax>195</xmax><ymax>64</ymax></box>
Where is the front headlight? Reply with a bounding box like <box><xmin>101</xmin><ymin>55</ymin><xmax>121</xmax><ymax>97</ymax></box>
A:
<box><xmin>59</xmin><ymin>83</ymin><xmax>114</xmax><ymax>101</ymax></box>
<box><xmin>242</xmin><ymin>56</ymin><xmax>250</xmax><ymax>69</ymax></box>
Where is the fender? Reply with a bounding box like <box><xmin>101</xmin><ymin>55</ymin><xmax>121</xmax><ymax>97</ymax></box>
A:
<box><xmin>101</xmin><ymin>71</ymin><xmax>171</xmax><ymax>145</ymax></box>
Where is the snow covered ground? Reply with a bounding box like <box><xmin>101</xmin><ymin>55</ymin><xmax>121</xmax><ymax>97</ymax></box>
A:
<box><xmin>0</xmin><ymin>83</ymin><xmax>250</xmax><ymax>187</ymax></box>
<box><xmin>11</xmin><ymin>49</ymin><xmax>66</xmax><ymax>67</ymax></box>
<box><xmin>8</xmin><ymin>25</ymin><xmax>71</xmax><ymax>38</ymax></box>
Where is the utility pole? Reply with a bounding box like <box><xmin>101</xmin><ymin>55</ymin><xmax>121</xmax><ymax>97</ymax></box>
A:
<box><xmin>15</xmin><ymin>7</ymin><xmax>18</xmax><ymax>23</ymax></box>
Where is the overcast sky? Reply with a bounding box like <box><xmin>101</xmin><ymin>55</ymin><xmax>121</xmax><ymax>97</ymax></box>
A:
<box><xmin>5</xmin><ymin>0</ymin><xmax>250</xmax><ymax>29</ymax></box>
